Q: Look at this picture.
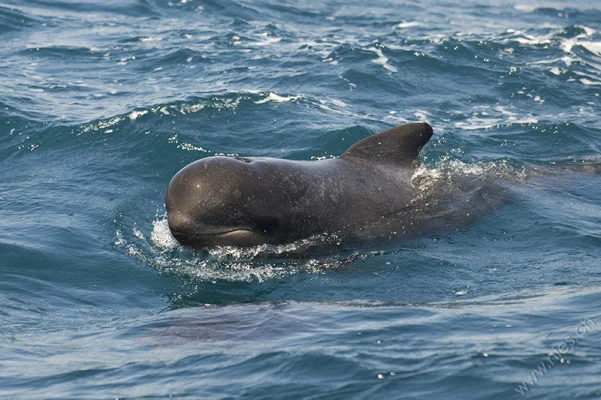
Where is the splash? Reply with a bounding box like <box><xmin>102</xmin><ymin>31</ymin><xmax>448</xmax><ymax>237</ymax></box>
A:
<box><xmin>412</xmin><ymin>158</ymin><xmax>524</xmax><ymax>192</ymax></box>
<box><xmin>150</xmin><ymin>219</ymin><xmax>179</xmax><ymax>250</ymax></box>
<box><xmin>115</xmin><ymin>218</ymin><xmax>353</xmax><ymax>283</ymax></box>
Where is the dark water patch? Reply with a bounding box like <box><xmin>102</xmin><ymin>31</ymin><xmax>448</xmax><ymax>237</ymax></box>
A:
<box><xmin>525</xmin><ymin>6</ymin><xmax>601</xmax><ymax>23</ymax></box>
<box><xmin>0</xmin><ymin>5</ymin><xmax>39</xmax><ymax>34</ymax></box>
<box><xmin>7</xmin><ymin>0</ymin><xmax>160</xmax><ymax>18</ymax></box>
<box><xmin>181</xmin><ymin>0</ymin><xmax>264</xmax><ymax>21</ymax></box>
<box><xmin>21</xmin><ymin>46</ymin><xmax>101</xmax><ymax>61</ymax></box>
<box><xmin>555</xmin><ymin>25</ymin><xmax>600</xmax><ymax>40</ymax></box>
<box><xmin>131</xmin><ymin>47</ymin><xmax>211</xmax><ymax>72</ymax></box>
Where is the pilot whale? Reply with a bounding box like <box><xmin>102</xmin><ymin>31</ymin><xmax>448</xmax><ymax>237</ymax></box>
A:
<box><xmin>166</xmin><ymin>122</ymin><xmax>510</xmax><ymax>248</ymax></box>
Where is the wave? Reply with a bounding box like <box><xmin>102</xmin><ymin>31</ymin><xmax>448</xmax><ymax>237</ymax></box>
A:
<box><xmin>0</xmin><ymin>5</ymin><xmax>39</xmax><ymax>34</ymax></box>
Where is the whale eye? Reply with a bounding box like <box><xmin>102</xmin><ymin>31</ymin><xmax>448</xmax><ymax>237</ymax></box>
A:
<box><xmin>254</xmin><ymin>216</ymin><xmax>280</xmax><ymax>235</ymax></box>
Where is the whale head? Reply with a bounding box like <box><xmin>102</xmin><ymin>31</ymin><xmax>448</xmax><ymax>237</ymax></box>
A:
<box><xmin>166</xmin><ymin>156</ymin><xmax>283</xmax><ymax>248</ymax></box>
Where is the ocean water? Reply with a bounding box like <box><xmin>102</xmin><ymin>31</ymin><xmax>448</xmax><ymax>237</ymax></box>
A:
<box><xmin>1</xmin><ymin>0</ymin><xmax>601</xmax><ymax>398</ymax></box>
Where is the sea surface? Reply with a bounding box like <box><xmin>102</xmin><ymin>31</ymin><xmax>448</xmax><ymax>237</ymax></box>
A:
<box><xmin>1</xmin><ymin>0</ymin><xmax>601</xmax><ymax>398</ymax></box>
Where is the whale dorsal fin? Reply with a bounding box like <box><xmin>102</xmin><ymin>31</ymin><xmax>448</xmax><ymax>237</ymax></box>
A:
<box><xmin>341</xmin><ymin>122</ymin><xmax>433</xmax><ymax>167</ymax></box>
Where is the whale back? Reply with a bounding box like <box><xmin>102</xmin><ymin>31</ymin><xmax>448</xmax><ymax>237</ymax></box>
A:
<box><xmin>341</xmin><ymin>122</ymin><xmax>433</xmax><ymax>168</ymax></box>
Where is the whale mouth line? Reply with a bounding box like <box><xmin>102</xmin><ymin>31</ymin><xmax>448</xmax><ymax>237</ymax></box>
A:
<box><xmin>171</xmin><ymin>228</ymin><xmax>256</xmax><ymax>240</ymax></box>
<box><xmin>200</xmin><ymin>228</ymin><xmax>255</xmax><ymax>237</ymax></box>
<box><xmin>170</xmin><ymin>227</ymin><xmax>256</xmax><ymax>239</ymax></box>
<box><xmin>169</xmin><ymin>226</ymin><xmax>271</xmax><ymax>248</ymax></box>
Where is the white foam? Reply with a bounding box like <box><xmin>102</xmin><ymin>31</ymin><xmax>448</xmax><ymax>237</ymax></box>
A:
<box><xmin>384</xmin><ymin>114</ymin><xmax>409</xmax><ymax>124</ymax></box>
<box><xmin>562</xmin><ymin>56</ymin><xmax>574</xmax><ymax>67</ymax></box>
<box><xmin>580</xmin><ymin>78</ymin><xmax>601</xmax><ymax>86</ymax></box>
<box><xmin>454</xmin><ymin>105</ymin><xmax>538</xmax><ymax>131</ymax></box>
<box><xmin>557</xmin><ymin>35</ymin><xmax>601</xmax><ymax>72</ymax></box>
<box><xmin>129</xmin><ymin>110</ymin><xmax>148</xmax><ymax>120</ymax></box>
<box><xmin>133</xmin><ymin>227</ymin><xmax>144</xmax><ymax>240</ymax></box>
<box><xmin>396</xmin><ymin>21</ymin><xmax>423</xmax><ymax>29</ymax></box>
<box><xmin>80</xmin><ymin>117</ymin><xmax>122</xmax><ymax>134</ymax></box>
<box><xmin>254</xmin><ymin>92</ymin><xmax>303</xmax><ymax>104</ymax></box>
<box><xmin>140</xmin><ymin>37</ymin><xmax>163</xmax><ymax>42</ymax></box>
<box><xmin>549</xmin><ymin>67</ymin><xmax>562</xmax><ymax>75</ymax></box>
<box><xmin>177</xmin><ymin>143</ymin><xmax>209</xmax><ymax>152</ymax></box>
<box><xmin>506</xmin><ymin>29</ymin><xmax>551</xmax><ymax>46</ymax></box>
<box><xmin>455</xmin><ymin>121</ymin><xmax>495</xmax><ymax>131</ymax></box>
<box><xmin>414</xmin><ymin>110</ymin><xmax>430</xmax><ymax>122</ymax></box>
<box><xmin>560</xmin><ymin>39</ymin><xmax>574</xmax><ymax>53</ymax></box>
<box><xmin>515</xmin><ymin>36</ymin><xmax>550</xmax><ymax>45</ymax></box>
<box><xmin>249</xmin><ymin>33</ymin><xmax>281</xmax><ymax>47</ymax></box>
<box><xmin>577</xmin><ymin>26</ymin><xmax>596</xmax><ymax>37</ymax></box>
<box><xmin>330</xmin><ymin>98</ymin><xmax>347</xmax><ymax>108</ymax></box>
<box><xmin>514</xmin><ymin>4</ymin><xmax>537</xmax><ymax>12</ymax></box>
<box><xmin>179</xmin><ymin>103</ymin><xmax>205</xmax><ymax>114</ymax></box>
<box><xmin>370</xmin><ymin>48</ymin><xmax>397</xmax><ymax>72</ymax></box>
<box><xmin>580</xmin><ymin>41</ymin><xmax>601</xmax><ymax>56</ymax></box>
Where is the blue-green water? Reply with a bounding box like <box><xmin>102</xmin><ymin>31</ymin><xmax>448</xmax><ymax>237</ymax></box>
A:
<box><xmin>2</xmin><ymin>0</ymin><xmax>601</xmax><ymax>398</ymax></box>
